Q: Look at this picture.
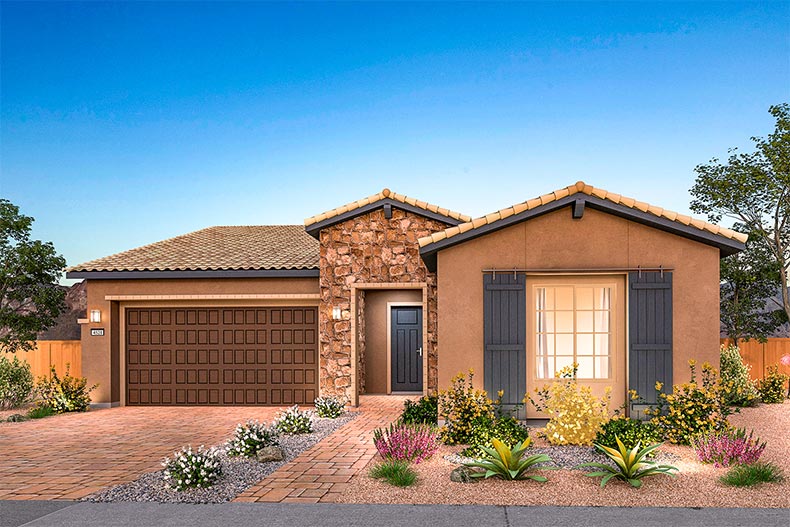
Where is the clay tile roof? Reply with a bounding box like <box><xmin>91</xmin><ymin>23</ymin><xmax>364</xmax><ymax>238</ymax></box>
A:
<box><xmin>418</xmin><ymin>181</ymin><xmax>749</xmax><ymax>248</ymax></box>
<box><xmin>67</xmin><ymin>225</ymin><xmax>319</xmax><ymax>272</ymax></box>
<box><xmin>303</xmin><ymin>188</ymin><xmax>472</xmax><ymax>227</ymax></box>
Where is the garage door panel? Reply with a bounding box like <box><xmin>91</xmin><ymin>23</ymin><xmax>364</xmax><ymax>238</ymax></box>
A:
<box><xmin>126</xmin><ymin>307</ymin><xmax>318</xmax><ymax>406</ymax></box>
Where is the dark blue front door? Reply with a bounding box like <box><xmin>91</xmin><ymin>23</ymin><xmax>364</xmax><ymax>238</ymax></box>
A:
<box><xmin>391</xmin><ymin>307</ymin><xmax>423</xmax><ymax>392</ymax></box>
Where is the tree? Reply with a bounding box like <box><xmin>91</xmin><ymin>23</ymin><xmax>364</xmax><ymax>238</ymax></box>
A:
<box><xmin>0</xmin><ymin>199</ymin><xmax>66</xmax><ymax>353</ymax></box>
<box><xmin>720</xmin><ymin>234</ymin><xmax>785</xmax><ymax>343</ymax></box>
<box><xmin>690</xmin><ymin>103</ymin><xmax>790</xmax><ymax>328</ymax></box>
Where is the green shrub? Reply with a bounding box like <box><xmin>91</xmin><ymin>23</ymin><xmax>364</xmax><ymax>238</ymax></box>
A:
<box><xmin>720</xmin><ymin>462</ymin><xmax>784</xmax><ymax>487</ymax></box>
<box><xmin>26</xmin><ymin>405</ymin><xmax>54</xmax><ymax>419</ymax></box>
<box><xmin>36</xmin><ymin>364</ymin><xmax>96</xmax><ymax>413</ymax></box>
<box><xmin>314</xmin><ymin>396</ymin><xmax>346</xmax><ymax>418</ymax></box>
<box><xmin>578</xmin><ymin>437</ymin><xmax>678</xmax><ymax>488</ymax></box>
<box><xmin>369</xmin><ymin>460</ymin><xmax>417</xmax><ymax>487</ymax></box>
<box><xmin>460</xmin><ymin>415</ymin><xmax>531</xmax><ymax>458</ymax></box>
<box><xmin>464</xmin><ymin>438</ymin><xmax>554</xmax><ymax>482</ymax></box>
<box><xmin>162</xmin><ymin>445</ymin><xmax>222</xmax><ymax>490</ymax></box>
<box><xmin>528</xmin><ymin>364</ymin><xmax>610</xmax><ymax>445</ymax></box>
<box><xmin>0</xmin><ymin>355</ymin><xmax>34</xmax><ymax>409</ymax></box>
<box><xmin>438</xmin><ymin>370</ymin><xmax>495</xmax><ymax>445</ymax></box>
<box><xmin>226</xmin><ymin>419</ymin><xmax>279</xmax><ymax>457</ymax></box>
<box><xmin>757</xmin><ymin>365</ymin><xmax>788</xmax><ymax>403</ymax></box>
<box><xmin>400</xmin><ymin>394</ymin><xmax>438</xmax><ymax>425</ymax></box>
<box><xmin>645</xmin><ymin>361</ymin><xmax>732</xmax><ymax>445</ymax></box>
<box><xmin>274</xmin><ymin>405</ymin><xmax>314</xmax><ymax>434</ymax></box>
<box><xmin>594</xmin><ymin>416</ymin><xmax>662</xmax><ymax>454</ymax></box>
<box><xmin>719</xmin><ymin>344</ymin><xmax>759</xmax><ymax>407</ymax></box>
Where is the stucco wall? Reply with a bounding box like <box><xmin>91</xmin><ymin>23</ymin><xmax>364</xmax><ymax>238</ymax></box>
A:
<box><xmin>435</xmin><ymin>206</ymin><xmax>721</xmax><ymax>396</ymax></box>
<box><xmin>81</xmin><ymin>277</ymin><xmax>319</xmax><ymax>404</ymax></box>
<box><xmin>364</xmin><ymin>289</ymin><xmax>423</xmax><ymax>394</ymax></box>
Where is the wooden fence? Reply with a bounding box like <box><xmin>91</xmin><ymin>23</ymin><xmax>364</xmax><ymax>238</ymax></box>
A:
<box><xmin>0</xmin><ymin>340</ymin><xmax>82</xmax><ymax>379</ymax></box>
<box><xmin>721</xmin><ymin>338</ymin><xmax>790</xmax><ymax>380</ymax></box>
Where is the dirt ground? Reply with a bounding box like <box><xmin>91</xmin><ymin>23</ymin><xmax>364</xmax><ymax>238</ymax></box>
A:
<box><xmin>338</xmin><ymin>400</ymin><xmax>790</xmax><ymax>508</ymax></box>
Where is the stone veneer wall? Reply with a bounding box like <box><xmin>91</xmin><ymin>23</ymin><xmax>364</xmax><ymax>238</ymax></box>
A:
<box><xmin>318</xmin><ymin>207</ymin><xmax>450</xmax><ymax>400</ymax></box>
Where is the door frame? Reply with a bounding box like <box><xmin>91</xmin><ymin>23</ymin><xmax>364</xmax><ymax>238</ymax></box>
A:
<box><xmin>524</xmin><ymin>274</ymin><xmax>627</xmax><ymax>418</ymax></box>
<box><xmin>386</xmin><ymin>302</ymin><xmax>424</xmax><ymax>394</ymax></box>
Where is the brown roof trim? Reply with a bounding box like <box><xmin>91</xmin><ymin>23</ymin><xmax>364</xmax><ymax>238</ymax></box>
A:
<box><xmin>419</xmin><ymin>192</ymin><xmax>746</xmax><ymax>272</ymax></box>
<box><xmin>304</xmin><ymin>197</ymin><xmax>469</xmax><ymax>239</ymax></box>
<box><xmin>66</xmin><ymin>269</ymin><xmax>319</xmax><ymax>280</ymax></box>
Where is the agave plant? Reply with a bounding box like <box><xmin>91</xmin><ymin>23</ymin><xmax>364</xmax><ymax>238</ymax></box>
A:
<box><xmin>578</xmin><ymin>436</ymin><xmax>678</xmax><ymax>488</ymax></box>
<box><xmin>463</xmin><ymin>438</ymin><xmax>555</xmax><ymax>482</ymax></box>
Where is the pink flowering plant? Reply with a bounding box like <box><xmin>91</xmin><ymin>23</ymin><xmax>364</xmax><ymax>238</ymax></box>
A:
<box><xmin>692</xmin><ymin>427</ymin><xmax>766</xmax><ymax>468</ymax></box>
<box><xmin>373</xmin><ymin>422</ymin><xmax>439</xmax><ymax>464</ymax></box>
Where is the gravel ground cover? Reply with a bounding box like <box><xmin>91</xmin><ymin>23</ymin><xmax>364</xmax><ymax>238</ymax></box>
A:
<box><xmin>339</xmin><ymin>401</ymin><xmax>790</xmax><ymax>508</ymax></box>
<box><xmin>85</xmin><ymin>413</ymin><xmax>357</xmax><ymax>504</ymax></box>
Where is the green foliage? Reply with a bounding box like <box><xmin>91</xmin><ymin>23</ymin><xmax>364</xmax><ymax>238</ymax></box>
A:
<box><xmin>460</xmin><ymin>416</ymin><xmax>531</xmax><ymax>458</ymax></box>
<box><xmin>690</xmin><ymin>103</ymin><xmax>790</xmax><ymax>328</ymax></box>
<box><xmin>720</xmin><ymin>462</ymin><xmax>784</xmax><ymax>487</ymax></box>
<box><xmin>400</xmin><ymin>394</ymin><xmax>438</xmax><ymax>425</ymax></box>
<box><xmin>0</xmin><ymin>199</ymin><xmax>67</xmax><ymax>353</ymax></box>
<box><xmin>463</xmin><ymin>438</ymin><xmax>554</xmax><ymax>482</ymax></box>
<box><xmin>162</xmin><ymin>446</ymin><xmax>222</xmax><ymax>490</ymax></box>
<box><xmin>274</xmin><ymin>405</ymin><xmax>314</xmax><ymax>434</ymax></box>
<box><xmin>719</xmin><ymin>345</ymin><xmax>759</xmax><ymax>407</ymax></box>
<box><xmin>226</xmin><ymin>420</ymin><xmax>279</xmax><ymax>458</ymax></box>
<box><xmin>528</xmin><ymin>364</ymin><xmax>611</xmax><ymax>445</ymax></box>
<box><xmin>26</xmin><ymin>405</ymin><xmax>54</xmax><ymax>419</ymax></box>
<box><xmin>313</xmin><ymin>396</ymin><xmax>346</xmax><ymax>418</ymax></box>
<box><xmin>757</xmin><ymin>364</ymin><xmax>789</xmax><ymax>403</ymax></box>
<box><xmin>594</xmin><ymin>416</ymin><xmax>662</xmax><ymax>454</ymax></box>
<box><xmin>646</xmin><ymin>361</ymin><xmax>732</xmax><ymax>445</ymax></box>
<box><xmin>438</xmin><ymin>370</ymin><xmax>496</xmax><ymax>445</ymax></box>
<box><xmin>578</xmin><ymin>437</ymin><xmax>678</xmax><ymax>488</ymax></box>
<box><xmin>0</xmin><ymin>355</ymin><xmax>34</xmax><ymax>409</ymax></box>
<box><xmin>36</xmin><ymin>365</ymin><xmax>96</xmax><ymax>413</ymax></box>
<box><xmin>369</xmin><ymin>460</ymin><xmax>417</xmax><ymax>487</ymax></box>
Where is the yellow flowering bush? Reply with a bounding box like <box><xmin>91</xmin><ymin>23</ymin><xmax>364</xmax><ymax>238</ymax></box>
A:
<box><xmin>645</xmin><ymin>360</ymin><xmax>732</xmax><ymax>445</ymax></box>
<box><xmin>528</xmin><ymin>364</ymin><xmax>611</xmax><ymax>445</ymax></box>
<box><xmin>437</xmin><ymin>370</ymin><xmax>495</xmax><ymax>445</ymax></box>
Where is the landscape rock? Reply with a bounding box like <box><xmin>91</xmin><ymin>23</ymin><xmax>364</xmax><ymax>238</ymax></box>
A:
<box><xmin>450</xmin><ymin>466</ymin><xmax>475</xmax><ymax>483</ymax></box>
<box><xmin>256</xmin><ymin>446</ymin><xmax>284</xmax><ymax>463</ymax></box>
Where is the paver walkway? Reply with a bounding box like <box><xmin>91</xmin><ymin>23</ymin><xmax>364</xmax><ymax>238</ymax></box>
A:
<box><xmin>0</xmin><ymin>406</ymin><xmax>283</xmax><ymax>500</ymax></box>
<box><xmin>234</xmin><ymin>395</ymin><xmax>408</xmax><ymax>503</ymax></box>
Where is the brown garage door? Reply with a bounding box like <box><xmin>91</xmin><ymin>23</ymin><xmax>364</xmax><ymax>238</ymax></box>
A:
<box><xmin>125</xmin><ymin>307</ymin><xmax>318</xmax><ymax>406</ymax></box>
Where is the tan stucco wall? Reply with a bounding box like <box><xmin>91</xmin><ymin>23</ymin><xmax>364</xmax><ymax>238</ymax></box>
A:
<box><xmin>364</xmin><ymin>290</ymin><xmax>423</xmax><ymax>394</ymax></box>
<box><xmin>436</xmin><ymin>207</ymin><xmax>721</xmax><ymax>396</ymax></box>
<box><xmin>81</xmin><ymin>277</ymin><xmax>319</xmax><ymax>404</ymax></box>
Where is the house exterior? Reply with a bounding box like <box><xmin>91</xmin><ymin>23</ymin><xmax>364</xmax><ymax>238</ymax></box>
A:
<box><xmin>67</xmin><ymin>182</ymin><xmax>746</xmax><ymax>417</ymax></box>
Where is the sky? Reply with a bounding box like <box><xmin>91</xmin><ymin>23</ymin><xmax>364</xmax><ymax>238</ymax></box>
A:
<box><xmin>1</xmin><ymin>1</ymin><xmax>789</xmax><ymax>283</ymax></box>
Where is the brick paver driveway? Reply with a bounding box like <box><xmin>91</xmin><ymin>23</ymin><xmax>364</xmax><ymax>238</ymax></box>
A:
<box><xmin>0</xmin><ymin>406</ymin><xmax>284</xmax><ymax>500</ymax></box>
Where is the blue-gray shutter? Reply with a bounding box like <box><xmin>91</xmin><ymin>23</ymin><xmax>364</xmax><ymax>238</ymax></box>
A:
<box><xmin>628</xmin><ymin>271</ymin><xmax>673</xmax><ymax>418</ymax></box>
<box><xmin>483</xmin><ymin>273</ymin><xmax>527</xmax><ymax>419</ymax></box>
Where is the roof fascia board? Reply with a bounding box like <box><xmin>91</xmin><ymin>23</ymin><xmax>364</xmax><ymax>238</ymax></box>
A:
<box><xmin>305</xmin><ymin>198</ymin><xmax>464</xmax><ymax>238</ymax></box>
<box><xmin>66</xmin><ymin>269</ymin><xmax>320</xmax><ymax>280</ymax></box>
<box><xmin>419</xmin><ymin>194</ymin><xmax>745</xmax><ymax>271</ymax></box>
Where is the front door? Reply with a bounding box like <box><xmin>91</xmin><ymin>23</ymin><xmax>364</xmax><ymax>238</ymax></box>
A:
<box><xmin>390</xmin><ymin>306</ymin><xmax>423</xmax><ymax>392</ymax></box>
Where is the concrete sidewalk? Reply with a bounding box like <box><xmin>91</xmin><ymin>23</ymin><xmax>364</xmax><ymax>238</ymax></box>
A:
<box><xmin>1</xmin><ymin>501</ymin><xmax>787</xmax><ymax>527</ymax></box>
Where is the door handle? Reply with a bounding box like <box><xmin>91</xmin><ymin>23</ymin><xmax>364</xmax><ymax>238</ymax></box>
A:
<box><xmin>417</xmin><ymin>347</ymin><xmax>423</xmax><ymax>357</ymax></box>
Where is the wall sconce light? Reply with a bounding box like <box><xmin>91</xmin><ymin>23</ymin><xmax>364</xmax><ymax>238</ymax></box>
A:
<box><xmin>90</xmin><ymin>309</ymin><xmax>101</xmax><ymax>323</ymax></box>
<box><xmin>332</xmin><ymin>307</ymin><xmax>342</xmax><ymax>320</ymax></box>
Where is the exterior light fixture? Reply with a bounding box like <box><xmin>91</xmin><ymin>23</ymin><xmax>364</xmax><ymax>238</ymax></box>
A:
<box><xmin>90</xmin><ymin>309</ymin><xmax>101</xmax><ymax>323</ymax></box>
<box><xmin>332</xmin><ymin>307</ymin><xmax>342</xmax><ymax>320</ymax></box>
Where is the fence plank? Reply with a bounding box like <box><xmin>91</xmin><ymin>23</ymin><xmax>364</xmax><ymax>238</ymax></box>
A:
<box><xmin>0</xmin><ymin>341</ymin><xmax>82</xmax><ymax>379</ymax></box>
<box><xmin>721</xmin><ymin>338</ymin><xmax>790</xmax><ymax>380</ymax></box>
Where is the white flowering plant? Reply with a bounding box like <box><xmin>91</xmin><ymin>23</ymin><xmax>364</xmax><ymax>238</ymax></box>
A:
<box><xmin>162</xmin><ymin>445</ymin><xmax>222</xmax><ymax>491</ymax></box>
<box><xmin>314</xmin><ymin>396</ymin><xmax>347</xmax><ymax>419</ymax></box>
<box><xmin>274</xmin><ymin>405</ymin><xmax>314</xmax><ymax>434</ymax></box>
<box><xmin>226</xmin><ymin>419</ymin><xmax>280</xmax><ymax>458</ymax></box>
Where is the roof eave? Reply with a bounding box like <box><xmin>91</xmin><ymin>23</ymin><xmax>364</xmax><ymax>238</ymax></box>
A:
<box><xmin>419</xmin><ymin>195</ymin><xmax>746</xmax><ymax>272</ymax></box>
<box><xmin>304</xmin><ymin>198</ymin><xmax>466</xmax><ymax>239</ymax></box>
<box><xmin>66</xmin><ymin>269</ymin><xmax>320</xmax><ymax>280</ymax></box>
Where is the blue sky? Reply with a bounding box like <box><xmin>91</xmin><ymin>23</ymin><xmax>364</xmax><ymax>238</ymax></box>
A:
<box><xmin>1</xmin><ymin>1</ymin><xmax>788</xmax><ymax>281</ymax></box>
